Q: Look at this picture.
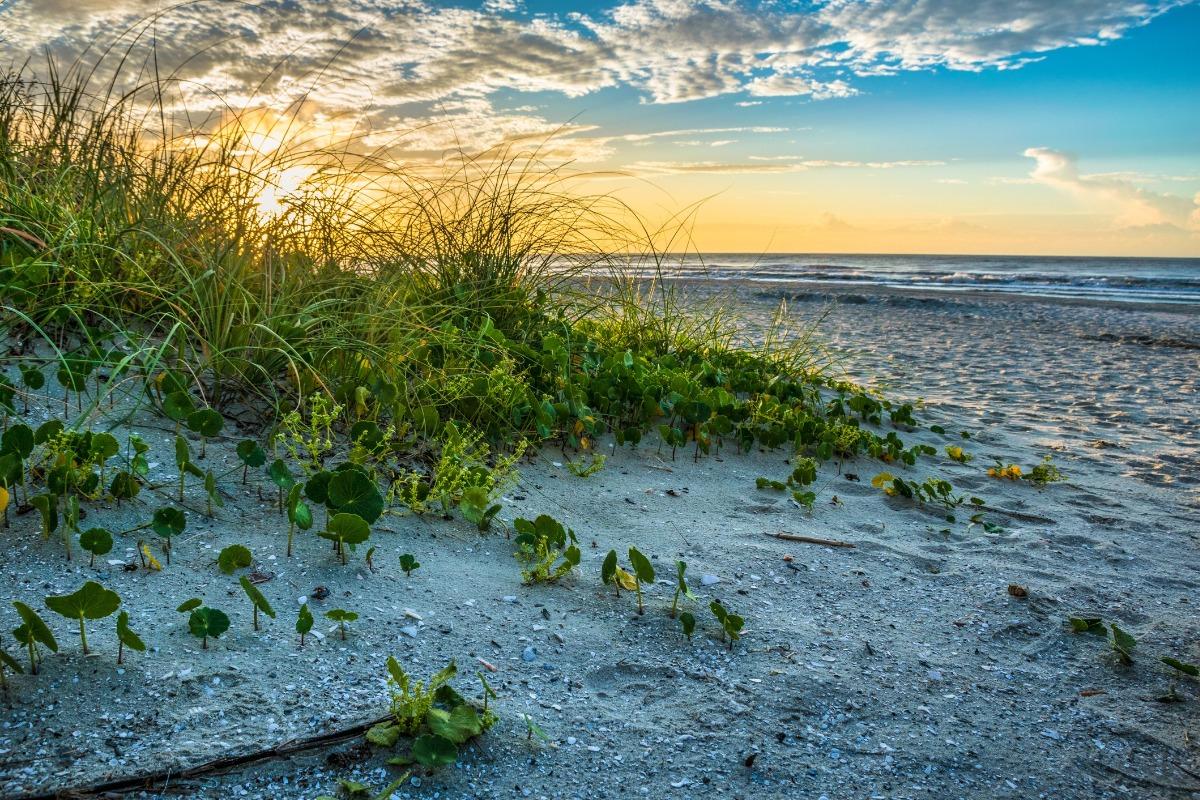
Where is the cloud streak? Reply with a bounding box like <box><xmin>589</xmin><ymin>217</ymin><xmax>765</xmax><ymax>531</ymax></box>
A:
<box><xmin>1023</xmin><ymin>147</ymin><xmax>1200</xmax><ymax>230</ymax></box>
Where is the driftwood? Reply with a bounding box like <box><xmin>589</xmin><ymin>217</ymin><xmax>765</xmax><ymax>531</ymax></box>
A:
<box><xmin>14</xmin><ymin>713</ymin><xmax>392</xmax><ymax>800</ymax></box>
<box><xmin>764</xmin><ymin>531</ymin><xmax>856</xmax><ymax>549</ymax></box>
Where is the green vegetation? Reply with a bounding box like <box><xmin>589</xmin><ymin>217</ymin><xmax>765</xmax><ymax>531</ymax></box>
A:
<box><xmin>366</xmin><ymin>658</ymin><xmax>496</xmax><ymax>769</ymax></box>
<box><xmin>513</xmin><ymin>514</ymin><xmax>580</xmax><ymax>584</ymax></box>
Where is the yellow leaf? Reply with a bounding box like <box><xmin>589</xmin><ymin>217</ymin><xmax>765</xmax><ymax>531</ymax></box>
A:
<box><xmin>870</xmin><ymin>472</ymin><xmax>894</xmax><ymax>489</ymax></box>
<box><xmin>615</xmin><ymin>567</ymin><xmax>638</xmax><ymax>591</ymax></box>
<box><xmin>0</xmin><ymin>486</ymin><xmax>8</xmax><ymax>515</ymax></box>
<box><xmin>141</xmin><ymin>544</ymin><xmax>162</xmax><ymax>571</ymax></box>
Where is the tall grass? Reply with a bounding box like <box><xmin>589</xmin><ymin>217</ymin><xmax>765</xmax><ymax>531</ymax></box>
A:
<box><xmin>0</xmin><ymin>48</ymin><xmax>827</xmax><ymax>445</ymax></box>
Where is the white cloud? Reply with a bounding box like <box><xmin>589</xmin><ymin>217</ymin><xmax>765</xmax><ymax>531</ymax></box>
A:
<box><xmin>2</xmin><ymin>0</ymin><xmax>1186</xmax><ymax>109</ymax></box>
<box><xmin>1023</xmin><ymin>147</ymin><xmax>1200</xmax><ymax>229</ymax></box>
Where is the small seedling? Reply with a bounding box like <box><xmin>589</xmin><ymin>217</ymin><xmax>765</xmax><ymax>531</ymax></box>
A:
<box><xmin>188</xmin><ymin>606</ymin><xmax>230</xmax><ymax>649</ymax></box>
<box><xmin>1110</xmin><ymin>623</ymin><xmax>1136</xmax><ymax>665</ymax></box>
<box><xmin>174</xmin><ymin>436</ymin><xmax>203</xmax><ymax>501</ymax></box>
<box><xmin>186</xmin><ymin>408</ymin><xmax>224</xmax><ymax>458</ymax></box>
<box><xmin>627</xmin><ymin>547</ymin><xmax>655</xmax><ymax>614</ymax></box>
<box><xmin>679</xmin><ymin>611</ymin><xmax>696</xmax><ymax>641</ymax></box>
<box><xmin>297</xmin><ymin>603</ymin><xmax>314</xmax><ymax>646</ymax></box>
<box><xmin>1026</xmin><ymin>455</ymin><xmax>1065</xmax><ymax>487</ymax></box>
<box><xmin>523</xmin><ymin>713</ymin><xmax>549</xmax><ymax>744</ymax></box>
<box><xmin>203</xmin><ymin>470</ymin><xmax>223</xmax><ymax>516</ymax></box>
<box><xmin>151</xmin><ymin>506</ymin><xmax>186</xmax><ymax>564</ymax></box>
<box><xmin>319</xmin><ymin>512</ymin><xmax>370</xmax><ymax>565</ymax></box>
<box><xmin>945</xmin><ymin>445</ymin><xmax>972</xmax><ymax>464</ymax></box>
<box><xmin>267</xmin><ymin>459</ymin><xmax>296</xmax><ymax>513</ymax></box>
<box><xmin>399</xmin><ymin>553</ymin><xmax>420</xmax><ymax>576</ymax></box>
<box><xmin>325</xmin><ymin>609</ymin><xmax>358</xmax><ymax>640</ymax></box>
<box><xmin>0</xmin><ymin>636</ymin><xmax>22</xmax><ymax>698</ymax></box>
<box><xmin>45</xmin><ymin>580</ymin><xmax>121</xmax><ymax>655</ymax></box>
<box><xmin>239</xmin><ymin>575</ymin><xmax>276</xmax><ymax>631</ymax></box>
<box><xmin>670</xmin><ymin>560</ymin><xmax>696</xmax><ymax>619</ymax></box>
<box><xmin>710</xmin><ymin>599</ymin><xmax>746</xmax><ymax>650</ymax></box>
<box><xmin>236</xmin><ymin>439</ymin><xmax>266</xmax><ymax>484</ymax></box>
<box><xmin>566</xmin><ymin>453</ymin><xmax>606</xmax><ymax>478</ymax></box>
<box><xmin>217</xmin><ymin>544</ymin><xmax>252</xmax><ymax>574</ymax></box>
<box><xmin>79</xmin><ymin>527</ymin><xmax>113</xmax><ymax>568</ymax></box>
<box><xmin>12</xmin><ymin>601</ymin><xmax>57</xmax><ymax>674</ymax></box>
<box><xmin>115</xmin><ymin>611</ymin><xmax>145</xmax><ymax>665</ymax></box>
<box><xmin>285</xmin><ymin>484</ymin><xmax>313</xmax><ymax>557</ymax></box>
<box><xmin>513</xmin><ymin>514</ymin><xmax>580</xmax><ymax>584</ymax></box>
<box><xmin>459</xmin><ymin>486</ymin><xmax>501</xmax><ymax>531</ymax></box>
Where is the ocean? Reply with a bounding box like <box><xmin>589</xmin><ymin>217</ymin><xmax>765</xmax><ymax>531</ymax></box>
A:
<box><xmin>636</xmin><ymin>253</ymin><xmax>1200</xmax><ymax>306</ymax></box>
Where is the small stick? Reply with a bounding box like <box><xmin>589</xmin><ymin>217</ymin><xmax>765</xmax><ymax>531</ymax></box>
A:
<box><xmin>764</xmin><ymin>532</ymin><xmax>856</xmax><ymax>549</ymax></box>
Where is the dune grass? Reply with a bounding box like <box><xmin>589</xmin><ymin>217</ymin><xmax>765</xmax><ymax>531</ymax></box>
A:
<box><xmin>0</xmin><ymin>47</ymin><xmax>944</xmax><ymax>508</ymax></box>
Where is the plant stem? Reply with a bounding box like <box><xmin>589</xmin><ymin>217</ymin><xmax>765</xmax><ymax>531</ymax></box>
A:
<box><xmin>118</xmin><ymin>640</ymin><xmax>124</xmax><ymax>665</ymax></box>
<box><xmin>253</xmin><ymin>605</ymin><xmax>259</xmax><ymax>631</ymax></box>
<box><xmin>79</xmin><ymin>615</ymin><xmax>89</xmax><ymax>655</ymax></box>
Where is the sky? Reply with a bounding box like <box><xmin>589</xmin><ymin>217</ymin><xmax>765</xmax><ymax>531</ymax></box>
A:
<box><xmin>3</xmin><ymin>0</ymin><xmax>1199</xmax><ymax>256</ymax></box>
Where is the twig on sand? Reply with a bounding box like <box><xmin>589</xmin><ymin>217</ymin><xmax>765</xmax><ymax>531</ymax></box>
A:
<box><xmin>11</xmin><ymin>713</ymin><xmax>393</xmax><ymax>800</ymax></box>
<box><xmin>764</xmin><ymin>532</ymin><xmax>856</xmax><ymax>548</ymax></box>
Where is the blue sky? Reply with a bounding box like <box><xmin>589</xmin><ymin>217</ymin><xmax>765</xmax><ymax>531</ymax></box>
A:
<box><xmin>4</xmin><ymin>0</ymin><xmax>1198</xmax><ymax>254</ymax></box>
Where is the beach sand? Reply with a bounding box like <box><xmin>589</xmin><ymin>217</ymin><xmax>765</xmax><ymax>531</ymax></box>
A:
<box><xmin>1</xmin><ymin>284</ymin><xmax>1197</xmax><ymax>799</ymax></box>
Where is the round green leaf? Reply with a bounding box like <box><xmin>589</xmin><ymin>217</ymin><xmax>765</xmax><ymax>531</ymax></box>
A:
<box><xmin>324</xmin><ymin>512</ymin><xmax>370</xmax><ymax>546</ymax></box>
<box><xmin>326</xmin><ymin>470</ymin><xmax>383</xmax><ymax>523</ymax></box>
<box><xmin>79</xmin><ymin>527</ymin><xmax>113</xmax><ymax>557</ymax></box>
<box><xmin>162</xmin><ymin>391</ymin><xmax>195</xmax><ymax>422</ymax></box>
<box><xmin>236</xmin><ymin>440</ymin><xmax>267</xmax><ymax>468</ymax></box>
<box><xmin>411</xmin><ymin>734</ymin><xmax>458</xmax><ymax>767</ymax></box>
<box><xmin>176</xmin><ymin>597</ymin><xmax>203</xmax><ymax>613</ymax></box>
<box><xmin>152</xmin><ymin>507</ymin><xmax>186</xmax><ymax>538</ymax></box>
<box><xmin>187</xmin><ymin>408</ymin><xmax>224</xmax><ymax>438</ymax></box>
<box><xmin>217</xmin><ymin>544</ymin><xmax>252</xmax><ymax>574</ymax></box>
<box><xmin>1</xmin><ymin>424</ymin><xmax>34</xmax><ymax>458</ymax></box>
<box><xmin>188</xmin><ymin>607</ymin><xmax>230</xmax><ymax>640</ymax></box>
<box><xmin>45</xmin><ymin>580</ymin><xmax>121</xmax><ymax>621</ymax></box>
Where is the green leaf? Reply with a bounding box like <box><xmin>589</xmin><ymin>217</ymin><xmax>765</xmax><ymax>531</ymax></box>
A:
<box><xmin>188</xmin><ymin>607</ymin><xmax>230</xmax><ymax>641</ymax></box>
<box><xmin>325</xmin><ymin>609</ymin><xmax>358</xmax><ymax>623</ymax></box>
<box><xmin>34</xmin><ymin>419</ymin><xmax>63</xmax><ymax>445</ymax></box>
<box><xmin>89</xmin><ymin>432</ymin><xmax>119</xmax><ymax>462</ymax></box>
<box><xmin>174</xmin><ymin>436</ymin><xmax>190</xmax><ymax>469</ymax></box>
<box><xmin>305</xmin><ymin>470</ymin><xmax>332</xmax><ymax>504</ymax></box>
<box><xmin>321</xmin><ymin>512</ymin><xmax>371</xmax><ymax>547</ymax></box>
<box><xmin>1110</xmin><ymin>623</ymin><xmax>1136</xmax><ymax>664</ymax></box>
<box><xmin>601</xmin><ymin>550</ymin><xmax>617</xmax><ymax>585</ymax></box>
<box><xmin>151</xmin><ymin>507</ymin><xmax>186</xmax><ymax>538</ymax></box>
<box><xmin>1162</xmin><ymin>657</ymin><xmax>1199</xmax><ymax>677</ymax></box>
<box><xmin>186</xmin><ymin>408</ymin><xmax>224</xmax><ymax>438</ymax></box>
<box><xmin>366</xmin><ymin>721</ymin><xmax>401</xmax><ymax>748</ymax></box>
<box><xmin>267</xmin><ymin>459</ymin><xmax>295</xmax><ymax>490</ymax></box>
<box><xmin>398</xmin><ymin>553</ymin><xmax>420</xmax><ymax>574</ymax></box>
<box><xmin>217</xmin><ymin>544</ymin><xmax>252</xmax><ymax>574</ymax></box>
<box><xmin>116</xmin><ymin>611</ymin><xmax>145</xmax><ymax>652</ymax></box>
<box><xmin>411</xmin><ymin>734</ymin><xmax>458</xmax><ymax>767</ymax></box>
<box><xmin>296</xmin><ymin>603</ymin><xmax>314</xmax><ymax>635</ymax></box>
<box><xmin>79</xmin><ymin>527</ymin><xmax>113</xmax><ymax>557</ymax></box>
<box><xmin>427</xmin><ymin>705</ymin><xmax>483</xmax><ymax>744</ymax></box>
<box><xmin>326</xmin><ymin>470</ymin><xmax>384</xmax><ymax>523</ymax></box>
<box><xmin>1</xmin><ymin>424</ymin><xmax>34</xmax><ymax>458</ymax></box>
<box><xmin>236</xmin><ymin>439</ymin><xmax>267</xmax><ymax>468</ymax></box>
<box><xmin>627</xmin><ymin>547</ymin><xmax>655</xmax><ymax>584</ymax></box>
<box><xmin>45</xmin><ymin>580</ymin><xmax>121</xmax><ymax>621</ymax></box>
<box><xmin>1068</xmin><ymin>616</ymin><xmax>1105</xmax><ymax>635</ymax></box>
<box><xmin>162</xmin><ymin>391</ymin><xmax>195</xmax><ymax>421</ymax></box>
<box><xmin>12</xmin><ymin>601</ymin><xmax>57</xmax><ymax>651</ymax></box>
<box><xmin>176</xmin><ymin>597</ymin><xmax>203</xmax><ymax>613</ymax></box>
<box><xmin>239</xmin><ymin>576</ymin><xmax>276</xmax><ymax>618</ymax></box>
<box><xmin>680</xmin><ymin>611</ymin><xmax>696</xmax><ymax>639</ymax></box>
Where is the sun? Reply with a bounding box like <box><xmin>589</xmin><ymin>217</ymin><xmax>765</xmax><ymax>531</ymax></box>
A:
<box><xmin>254</xmin><ymin>165</ymin><xmax>315</xmax><ymax>219</ymax></box>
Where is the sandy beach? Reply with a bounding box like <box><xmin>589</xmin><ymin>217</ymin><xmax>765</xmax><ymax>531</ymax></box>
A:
<box><xmin>1</xmin><ymin>284</ymin><xmax>1196</xmax><ymax>800</ymax></box>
